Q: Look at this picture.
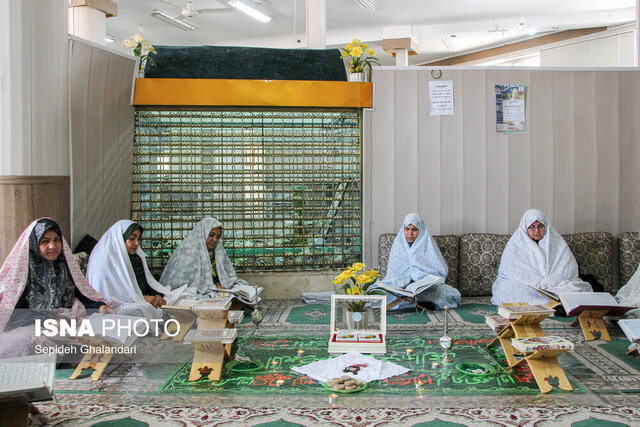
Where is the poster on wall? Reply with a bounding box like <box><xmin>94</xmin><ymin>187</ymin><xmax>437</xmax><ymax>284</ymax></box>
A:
<box><xmin>429</xmin><ymin>80</ymin><xmax>454</xmax><ymax>116</ymax></box>
<box><xmin>495</xmin><ymin>84</ymin><xmax>525</xmax><ymax>132</ymax></box>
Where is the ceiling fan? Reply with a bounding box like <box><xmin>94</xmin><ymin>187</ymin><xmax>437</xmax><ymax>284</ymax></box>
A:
<box><xmin>162</xmin><ymin>0</ymin><xmax>230</xmax><ymax>19</ymax></box>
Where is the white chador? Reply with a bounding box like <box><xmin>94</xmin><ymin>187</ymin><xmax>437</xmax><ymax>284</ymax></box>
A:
<box><xmin>379</xmin><ymin>213</ymin><xmax>461</xmax><ymax>309</ymax></box>
<box><xmin>616</xmin><ymin>264</ymin><xmax>640</xmax><ymax>318</ymax></box>
<box><xmin>87</xmin><ymin>220</ymin><xmax>184</xmax><ymax>320</ymax></box>
<box><xmin>160</xmin><ymin>217</ymin><xmax>249</xmax><ymax>295</ymax></box>
<box><xmin>491</xmin><ymin>209</ymin><xmax>592</xmax><ymax>306</ymax></box>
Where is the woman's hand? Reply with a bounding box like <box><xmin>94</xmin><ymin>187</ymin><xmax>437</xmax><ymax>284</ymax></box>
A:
<box><xmin>98</xmin><ymin>304</ymin><xmax>116</xmax><ymax>315</ymax></box>
<box><xmin>144</xmin><ymin>295</ymin><xmax>167</xmax><ymax>308</ymax></box>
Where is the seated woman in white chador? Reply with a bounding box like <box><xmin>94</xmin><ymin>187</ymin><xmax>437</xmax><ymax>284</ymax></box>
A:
<box><xmin>616</xmin><ymin>262</ymin><xmax>640</xmax><ymax>318</ymax></box>
<box><xmin>0</xmin><ymin>218</ymin><xmax>114</xmax><ymax>358</ymax></box>
<box><xmin>491</xmin><ymin>209</ymin><xmax>592</xmax><ymax>306</ymax></box>
<box><xmin>377</xmin><ymin>213</ymin><xmax>461</xmax><ymax>309</ymax></box>
<box><xmin>160</xmin><ymin>217</ymin><xmax>250</xmax><ymax>296</ymax></box>
<box><xmin>87</xmin><ymin>220</ymin><xmax>181</xmax><ymax>320</ymax></box>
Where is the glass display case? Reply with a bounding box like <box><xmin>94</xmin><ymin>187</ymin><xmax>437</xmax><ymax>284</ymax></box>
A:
<box><xmin>328</xmin><ymin>295</ymin><xmax>387</xmax><ymax>354</ymax></box>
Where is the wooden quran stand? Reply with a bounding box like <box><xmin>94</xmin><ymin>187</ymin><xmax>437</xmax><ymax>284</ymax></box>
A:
<box><xmin>385</xmin><ymin>291</ymin><xmax>432</xmax><ymax>313</ymax></box>
<box><xmin>569</xmin><ymin>309</ymin><xmax>611</xmax><ymax>341</ymax></box>
<box><xmin>186</xmin><ymin>307</ymin><xmax>236</xmax><ymax>382</ymax></box>
<box><xmin>69</xmin><ymin>344</ymin><xmax>115</xmax><ymax>382</ymax></box>
<box><xmin>160</xmin><ymin>308</ymin><xmax>198</xmax><ymax>342</ymax></box>
<box><xmin>488</xmin><ymin>303</ymin><xmax>573</xmax><ymax>394</ymax></box>
<box><xmin>188</xmin><ymin>341</ymin><xmax>226</xmax><ymax>382</ymax></box>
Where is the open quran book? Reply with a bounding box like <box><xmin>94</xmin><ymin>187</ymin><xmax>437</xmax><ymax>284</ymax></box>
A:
<box><xmin>209</xmin><ymin>284</ymin><xmax>263</xmax><ymax>306</ymax></box>
<box><xmin>0</xmin><ymin>353</ymin><xmax>56</xmax><ymax>401</ymax></box>
<box><xmin>375</xmin><ymin>274</ymin><xmax>445</xmax><ymax>297</ymax></box>
<box><xmin>619</xmin><ymin>318</ymin><xmax>640</xmax><ymax>343</ymax></box>
<box><xmin>557</xmin><ymin>292</ymin><xmax>636</xmax><ymax>317</ymax></box>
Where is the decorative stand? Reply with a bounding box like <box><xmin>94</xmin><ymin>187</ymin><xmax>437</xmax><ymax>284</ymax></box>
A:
<box><xmin>184</xmin><ymin>329</ymin><xmax>238</xmax><ymax>381</ymax></box>
<box><xmin>385</xmin><ymin>291</ymin><xmax>432</xmax><ymax>313</ymax></box>
<box><xmin>69</xmin><ymin>344</ymin><xmax>115</xmax><ymax>382</ymax></box>
<box><xmin>192</xmin><ymin>297</ymin><xmax>235</xmax><ymax>359</ymax></box>
<box><xmin>487</xmin><ymin>305</ymin><xmax>573</xmax><ymax>394</ymax></box>
<box><xmin>328</xmin><ymin>295</ymin><xmax>387</xmax><ymax>354</ymax></box>
<box><xmin>160</xmin><ymin>307</ymin><xmax>198</xmax><ymax>342</ymax></box>
<box><xmin>439</xmin><ymin>306</ymin><xmax>453</xmax><ymax>363</ymax></box>
<box><xmin>570</xmin><ymin>309</ymin><xmax>611</xmax><ymax>341</ymax></box>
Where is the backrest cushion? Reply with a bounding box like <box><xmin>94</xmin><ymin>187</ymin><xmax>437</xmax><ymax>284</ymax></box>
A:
<box><xmin>563</xmin><ymin>232</ymin><xmax>613</xmax><ymax>293</ymax></box>
<box><xmin>458</xmin><ymin>233</ymin><xmax>510</xmax><ymax>297</ymax></box>
<box><xmin>619</xmin><ymin>232</ymin><xmax>640</xmax><ymax>288</ymax></box>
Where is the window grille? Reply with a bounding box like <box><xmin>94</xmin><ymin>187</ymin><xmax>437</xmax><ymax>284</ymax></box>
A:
<box><xmin>132</xmin><ymin>110</ymin><xmax>362</xmax><ymax>272</ymax></box>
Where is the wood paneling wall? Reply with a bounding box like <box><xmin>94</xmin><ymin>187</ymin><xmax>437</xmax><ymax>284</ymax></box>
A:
<box><xmin>69</xmin><ymin>38</ymin><xmax>136</xmax><ymax>248</ymax></box>
<box><xmin>0</xmin><ymin>177</ymin><xmax>70</xmax><ymax>263</ymax></box>
<box><xmin>364</xmin><ymin>67</ymin><xmax>640</xmax><ymax>279</ymax></box>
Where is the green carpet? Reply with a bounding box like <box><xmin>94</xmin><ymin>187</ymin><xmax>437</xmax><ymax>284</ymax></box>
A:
<box><xmin>286</xmin><ymin>304</ymin><xmax>330</xmax><ymax>325</ymax></box>
<box><xmin>598</xmin><ymin>339</ymin><xmax>640</xmax><ymax>372</ymax></box>
<box><xmin>572</xmin><ymin>417</ymin><xmax>630</xmax><ymax>427</ymax></box>
<box><xmin>161</xmin><ymin>334</ymin><xmax>582</xmax><ymax>395</ymax></box>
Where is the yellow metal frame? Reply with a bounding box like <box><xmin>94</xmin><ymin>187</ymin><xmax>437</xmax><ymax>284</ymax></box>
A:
<box><xmin>133</xmin><ymin>78</ymin><xmax>373</xmax><ymax>108</ymax></box>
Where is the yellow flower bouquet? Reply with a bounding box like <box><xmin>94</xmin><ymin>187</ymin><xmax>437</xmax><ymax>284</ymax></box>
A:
<box><xmin>341</xmin><ymin>39</ymin><xmax>380</xmax><ymax>73</ymax></box>
<box><xmin>332</xmin><ymin>262</ymin><xmax>384</xmax><ymax>312</ymax></box>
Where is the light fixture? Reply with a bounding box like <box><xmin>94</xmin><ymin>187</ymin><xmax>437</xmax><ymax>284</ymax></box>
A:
<box><xmin>514</xmin><ymin>20</ymin><xmax>536</xmax><ymax>36</ymax></box>
<box><xmin>228</xmin><ymin>0</ymin><xmax>271</xmax><ymax>23</ymax></box>
<box><xmin>441</xmin><ymin>36</ymin><xmax>460</xmax><ymax>53</ymax></box>
<box><xmin>151</xmin><ymin>10</ymin><xmax>195</xmax><ymax>31</ymax></box>
<box><xmin>513</xmin><ymin>0</ymin><xmax>536</xmax><ymax>36</ymax></box>
<box><xmin>353</xmin><ymin>0</ymin><xmax>376</xmax><ymax>11</ymax></box>
<box><xmin>104</xmin><ymin>35</ymin><xmax>116</xmax><ymax>43</ymax></box>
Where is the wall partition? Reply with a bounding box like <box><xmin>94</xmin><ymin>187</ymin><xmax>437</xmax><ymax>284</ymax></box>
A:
<box><xmin>132</xmin><ymin>109</ymin><xmax>362</xmax><ymax>272</ymax></box>
<box><xmin>365</xmin><ymin>66</ymin><xmax>640</xmax><ymax>282</ymax></box>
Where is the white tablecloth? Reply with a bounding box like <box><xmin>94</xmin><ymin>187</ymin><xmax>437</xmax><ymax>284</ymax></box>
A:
<box><xmin>291</xmin><ymin>351</ymin><xmax>410</xmax><ymax>383</ymax></box>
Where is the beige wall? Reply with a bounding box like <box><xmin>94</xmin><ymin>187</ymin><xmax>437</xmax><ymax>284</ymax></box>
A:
<box><xmin>541</xmin><ymin>28</ymin><xmax>635</xmax><ymax>68</ymax></box>
<box><xmin>69</xmin><ymin>37</ymin><xmax>136</xmax><ymax>248</ymax></box>
<box><xmin>0</xmin><ymin>0</ymin><xmax>70</xmax><ymax>264</ymax></box>
<box><xmin>364</xmin><ymin>67</ymin><xmax>640</xmax><ymax>267</ymax></box>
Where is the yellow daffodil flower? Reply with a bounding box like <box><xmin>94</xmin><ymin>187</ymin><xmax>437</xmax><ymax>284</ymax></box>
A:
<box><xmin>350</xmin><ymin>262</ymin><xmax>366</xmax><ymax>272</ymax></box>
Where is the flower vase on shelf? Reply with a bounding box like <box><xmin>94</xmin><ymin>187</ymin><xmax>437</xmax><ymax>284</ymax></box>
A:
<box><xmin>348</xmin><ymin>72</ymin><xmax>366</xmax><ymax>82</ymax></box>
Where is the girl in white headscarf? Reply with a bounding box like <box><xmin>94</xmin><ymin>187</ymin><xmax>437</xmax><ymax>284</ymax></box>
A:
<box><xmin>87</xmin><ymin>220</ymin><xmax>183</xmax><ymax>320</ymax></box>
<box><xmin>379</xmin><ymin>213</ymin><xmax>461</xmax><ymax>309</ymax></box>
<box><xmin>160</xmin><ymin>217</ymin><xmax>250</xmax><ymax>295</ymax></box>
<box><xmin>491</xmin><ymin>209</ymin><xmax>592</xmax><ymax>306</ymax></box>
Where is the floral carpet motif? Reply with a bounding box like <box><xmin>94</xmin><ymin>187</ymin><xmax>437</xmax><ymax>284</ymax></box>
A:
<box><xmin>30</xmin><ymin>404</ymin><xmax>640</xmax><ymax>426</ymax></box>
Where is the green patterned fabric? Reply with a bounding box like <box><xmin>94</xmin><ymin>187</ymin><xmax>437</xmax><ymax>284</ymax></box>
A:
<box><xmin>160</xmin><ymin>334</ymin><xmax>581</xmax><ymax>395</ymax></box>
<box><xmin>598</xmin><ymin>340</ymin><xmax>640</xmax><ymax>373</ymax></box>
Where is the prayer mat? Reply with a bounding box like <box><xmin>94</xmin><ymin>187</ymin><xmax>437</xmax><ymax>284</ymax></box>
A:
<box><xmin>160</xmin><ymin>334</ymin><xmax>582</xmax><ymax>395</ymax></box>
<box><xmin>280</xmin><ymin>299</ymin><xmax>576</xmax><ymax>329</ymax></box>
<box><xmin>598</xmin><ymin>339</ymin><xmax>640</xmax><ymax>374</ymax></box>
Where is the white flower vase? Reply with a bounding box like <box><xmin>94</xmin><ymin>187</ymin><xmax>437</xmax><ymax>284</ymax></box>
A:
<box><xmin>348</xmin><ymin>72</ymin><xmax>366</xmax><ymax>82</ymax></box>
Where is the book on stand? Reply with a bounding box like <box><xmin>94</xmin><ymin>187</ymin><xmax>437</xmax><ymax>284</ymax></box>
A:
<box><xmin>618</xmin><ymin>318</ymin><xmax>640</xmax><ymax>343</ymax></box>
<box><xmin>0</xmin><ymin>353</ymin><xmax>56</xmax><ymax>401</ymax></box>
<box><xmin>209</xmin><ymin>284</ymin><xmax>263</xmax><ymax>306</ymax></box>
<box><xmin>375</xmin><ymin>274</ymin><xmax>445</xmax><ymax>297</ymax></box>
<box><xmin>528</xmin><ymin>286</ymin><xmax>562</xmax><ymax>308</ymax></box>
<box><xmin>497</xmin><ymin>304</ymin><xmax>555</xmax><ymax>320</ymax></box>
<box><xmin>557</xmin><ymin>292</ymin><xmax>636</xmax><ymax>317</ymax></box>
<box><xmin>485</xmin><ymin>314</ymin><xmax>510</xmax><ymax>332</ymax></box>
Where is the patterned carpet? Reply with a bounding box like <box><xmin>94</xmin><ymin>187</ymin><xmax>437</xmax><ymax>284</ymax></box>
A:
<box><xmin>28</xmin><ymin>298</ymin><xmax>640</xmax><ymax>426</ymax></box>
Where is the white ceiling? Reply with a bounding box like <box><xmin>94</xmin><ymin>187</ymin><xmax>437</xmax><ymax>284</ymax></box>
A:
<box><xmin>105</xmin><ymin>0</ymin><xmax>636</xmax><ymax>65</ymax></box>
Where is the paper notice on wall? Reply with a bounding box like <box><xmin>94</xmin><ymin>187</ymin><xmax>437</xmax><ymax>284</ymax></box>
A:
<box><xmin>496</xmin><ymin>84</ymin><xmax>525</xmax><ymax>132</ymax></box>
<box><xmin>429</xmin><ymin>80</ymin><xmax>454</xmax><ymax>116</ymax></box>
